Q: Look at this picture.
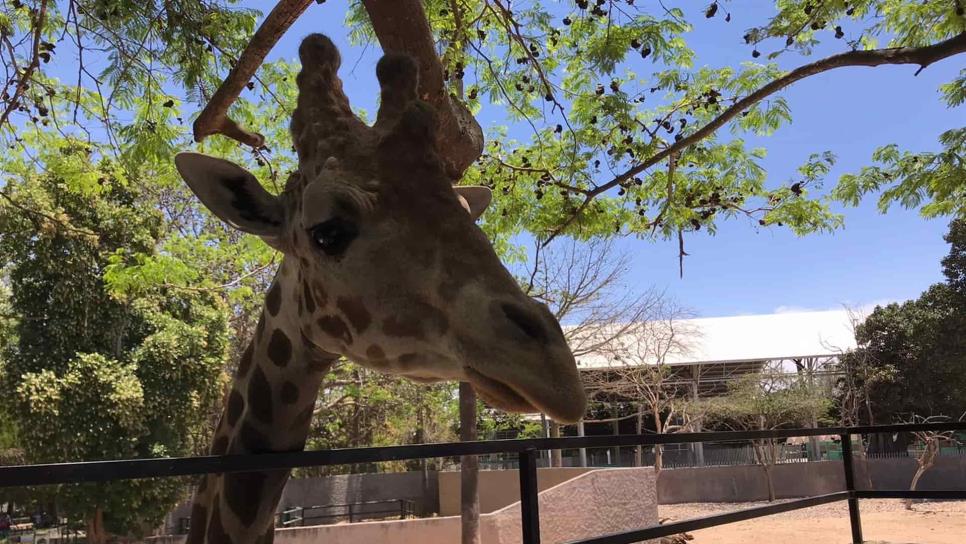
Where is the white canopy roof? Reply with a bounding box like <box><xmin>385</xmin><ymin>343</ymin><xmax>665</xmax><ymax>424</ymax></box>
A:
<box><xmin>574</xmin><ymin>309</ymin><xmax>862</xmax><ymax>369</ymax></box>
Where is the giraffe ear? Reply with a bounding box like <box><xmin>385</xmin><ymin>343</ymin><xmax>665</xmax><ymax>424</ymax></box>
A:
<box><xmin>454</xmin><ymin>186</ymin><xmax>492</xmax><ymax>221</ymax></box>
<box><xmin>175</xmin><ymin>152</ymin><xmax>284</xmax><ymax>238</ymax></box>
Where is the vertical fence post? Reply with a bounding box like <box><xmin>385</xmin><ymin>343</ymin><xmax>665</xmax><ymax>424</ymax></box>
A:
<box><xmin>518</xmin><ymin>448</ymin><xmax>541</xmax><ymax>544</ymax></box>
<box><xmin>840</xmin><ymin>433</ymin><xmax>863</xmax><ymax>544</ymax></box>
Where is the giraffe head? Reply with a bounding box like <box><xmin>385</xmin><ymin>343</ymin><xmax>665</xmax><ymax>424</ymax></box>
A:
<box><xmin>175</xmin><ymin>34</ymin><xmax>586</xmax><ymax>423</ymax></box>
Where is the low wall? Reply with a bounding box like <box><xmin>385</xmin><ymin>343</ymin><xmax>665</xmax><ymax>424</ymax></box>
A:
<box><xmin>162</xmin><ymin>471</ymin><xmax>436</xmax><ymax>534</ymax></box>
<box><xmin>483</xmin><ymin>468</ymin><xmax>658</xmax><ymax>544</ymax></box>
<box><xmin>657</xmin><ymin>456</ymin><xmax>966</xmax><ymax>503</ymax></box>
<box><xmin>438</xmin><ymin>467</ymin><xmax>592</xmax><ymax>516</ymax></box>
<box><xmin>150</xmin><ymin>468</ymin><xmax>658</xmax><ymax>544</ymax></box>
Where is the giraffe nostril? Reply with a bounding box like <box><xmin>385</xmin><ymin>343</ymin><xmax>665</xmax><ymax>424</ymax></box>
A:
<box><xmin>501</xmin><ymin>303</ymin><xmax>547</xmax><ymax>343</ymax></box>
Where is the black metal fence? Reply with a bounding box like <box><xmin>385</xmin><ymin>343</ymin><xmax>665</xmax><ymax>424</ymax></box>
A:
<box><xmin>275</xmin><ymin>498</ymin><xmax>417</xmax><ymax>527</ymax></box>
<box><xmin>1</xmin><ymin>422</ymin><xmax>965</xmax><ymax>544</ymax></box>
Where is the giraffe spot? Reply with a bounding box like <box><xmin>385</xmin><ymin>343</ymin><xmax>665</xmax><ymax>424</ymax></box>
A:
<box><xmin>437</xmin><ymin>276</ymin><xmax>462</xmax><ymax>301</ymax></box>
<box><xmin>227</xmin><ymin>390</ymin><xmax>245</xmax><ymax>427</ymax></box>
<box><xmin>366</xmin><ymin>345</ymin><xmax>386</xmax><ymax>360</ymax></box>
<box><xmin>265</xmin><ymin>283</ymin><xmax>282</xmax><ymax>316</ymax></box>
<box><xmin>280</xmin><ymin>381</ymin><xmax>299</xmax><ymax>404</ymax></box>
<box><xmin>307</xmin><ymin>357</ymin><xmax>332</xmax><ymax>373</ymax></box>
<box><xmin>256</xmin><ymin>526</ymin><xmax>275</xmax><ymax>544</ymax></box>
<box><xmin>224</xmin><ymin>471</ymin><xmax>266</xmax><ymax>527</ymax></box>
<box><xmin>237</xmin><ymin>344</ymin><xmax>254</xmax><ymax>378</ymax></box>
<box><xmin>383</xmin><ymin>316</ymin><xmax>424</xmax><ymax>339</ymax></box>
<box><xmin>248</xmin><ymin>367</ymin><xmax>274</xmax><ymax>424</ymax></box>
<box><xmin>337</xmin><ymin>296</ymin><xmax>371</xmax><ymax>332</ymax></box>
<box><xmin>239</xmin><ymin>421</ymin><xmax>271</xmax><ymax>453</ymax></box>
<box><xmin>211</xmin><ymin>435</ymin><xmax>230</xmax><ymax>455</ymax></box>
<box><xmin>206</xmin><ymin>498</ymin><xmax>233</xmax><ymax>544</ymax></box>
<box><xmin>292</xmin><ymin>404</ymin><xmax>314</xmax><ymax>430</ymax></box>
<box><xmin>397</xmin><ymin>353</ymin><xmax>421</xmax><ymax>368</ymax></box>
<box><xmin>186</xmin><ymin>502</ymin><xmax>207</xmax><ymax>544</ymax></box>
<box><xmin>303</xmin><ymin>279</ymin><xmax>317</xmax><ymax>314</ymax></box>
<box><xmin>317</xmin><ymin>315</ymin><xmax>353</xmax><ymax>344</ymax></box>
<box><xmin>221</xmin><ymin>176</ymin><xmax>280</xmax><ymax>228</ymax></box>
<box><xmin>411</xmin><ymin>302</ymin><xmax>449</xmax><ymax>334</ymax></box>
<box><xmin>267</xmin><ymin>329</ymin><xmax>292</xmax><ymax>367</ymax></box>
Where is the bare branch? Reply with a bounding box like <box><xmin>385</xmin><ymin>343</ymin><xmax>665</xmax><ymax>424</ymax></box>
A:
<box><xmin>192</xmin><ymin>0</ymin><xmax>314</xmax><ymax>146</ymax></box>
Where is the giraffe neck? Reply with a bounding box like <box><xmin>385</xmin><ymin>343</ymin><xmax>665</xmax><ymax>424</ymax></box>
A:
<box><xmin>187</xmin><ymin>264</ymin><xmax>338</xmax><ymax>544</ymax></box>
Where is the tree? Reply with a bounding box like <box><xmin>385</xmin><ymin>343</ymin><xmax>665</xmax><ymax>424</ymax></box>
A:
<box><xmin>843</xmin><ymin>220</ymin><xmax>966</xmax><ymax>425</ymax></box>
<box><xmin>582</xmin><ymin>297</ymin><xmax>697</xmax><ymax>470</ymax></box>
<box><xmin>0</xmin><ymin>172</ymin><xmax>228</xmax><ymax>541</ymax></box>
<box><xmin>701</xmin><ymin>369</ymin><xmax>832</xmax><ymax>501</ymax></box>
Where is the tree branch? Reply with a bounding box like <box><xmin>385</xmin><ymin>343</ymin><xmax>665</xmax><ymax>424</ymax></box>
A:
<box><xmin>0</xmin><ymin>0</ymin><xmax>48</xmax><ymax>133</ymax></box>
<box><xmin>192</xmin><ymin>0</ymin><xmax>314</xmax><ymax>146</ymax></box>
<box><xmin>596</xmin><ymin>32</ymin><xmax>966</xmax><ymax>198</ymax></box>
<box><xmin>547</xmin><ymin>32</ymin><xmax>966</xmax><ymax>239</ymax></box>
<box><xmin>362</xmin><ymin>0</ymin><xmax>484</xmax><ymax>179</ymax></box>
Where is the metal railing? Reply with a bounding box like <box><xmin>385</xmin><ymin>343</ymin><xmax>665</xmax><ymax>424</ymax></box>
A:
<box><xmin>1</xmin><ymin>422</ymin><xmax>965</xmax><ymax>544</ymax></box>
<box><xmin>275</xmin><ymin>498</ymin><xmax>417</xmax><ymax>527</ymax></box>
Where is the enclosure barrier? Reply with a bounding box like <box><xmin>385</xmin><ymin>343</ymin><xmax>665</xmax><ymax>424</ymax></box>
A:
<box><xmin>1</xmin><ymin>422</ymin><xmax>965</xmax><ymax>544</ymax></box>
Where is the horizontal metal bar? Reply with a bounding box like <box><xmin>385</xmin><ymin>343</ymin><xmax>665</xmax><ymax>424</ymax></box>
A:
<box><xmin>854</xmin><ymin>490</ymin><xmax>966</xmax><ymax>500</ymax></box>
<box><xmin>567</xmin><ymin>492</ymin><xmax>850</xmax><ymax>544</ymax></box>
<box><xmin>1</xmin><ymin>422</ymin><xmax>964</xmax><ymax>488</ymax></box>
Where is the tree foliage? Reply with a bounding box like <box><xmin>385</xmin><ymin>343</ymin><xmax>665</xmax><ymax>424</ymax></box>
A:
<box><xmin>841</xmin><ymin>219</ymin><xmax>966</xmax><ymax>422</ymax></box>
<box><xmin>0</xmin><ymin>172</ymin><xmax>229</xmax><ymax>537</ymax></box>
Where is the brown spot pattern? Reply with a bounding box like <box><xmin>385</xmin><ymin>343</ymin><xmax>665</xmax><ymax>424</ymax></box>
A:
<box><xmin>211</xmin><ymin>435</ymin><xmax>229</xmax><ymax>455</ymax></box>
<box><xmin>383</xmin><ymin>316</ymin><xmax>424</xmax><ymax>339</ymax></box>
<box><xmin>206</xmin><ymin>498</ymin><xmax>232</xmax><ymax>544</ymax></box>
<box><xmin>265</xmin><ymin>282</ymin><xmax>282</xmax><ymax>316</ymax></box>
<box><xmin>239</xmin><ymin>421</ymin><xmax>271</xmax><ymax>453</ymax></box>
<box><xmin>398</xmin><ymin>353</ymin><xmax>420</xmax><ymax>367</ymax></box>
<box><xmin>366</xmin><ymin>345</ymin><xmax>386</xmax><ymax>360</ymax></box>
<box><xmin>186</xmin><ymin>502</ymin><xmax>207</xmax><ymax>544</ymax></box>
<box><xmin>226</xmin><ymin>390</ymin><xmax>245</xmax><ymax>427</ymax></box>
<box><xmin>224</xmin><ymin>470</ymin><xmax>266</xmax><ymax>527</ymax></box>
<box><xmin>248</xmin><ymin>367</ymin><xmax>273</xmax><ymax>424</ymax></box>
<box><xmin>280</xmin><ymin>381</ymin><xmax>299</xmax><ymax>404</ymax></box>
<box><xmin>267</xmin><ymin>329</ymin><xmax>292</xmax><ymax>367</ymax></box>
<box><xmin>292</xmin><ymin>404</ymin><xmax>314</xmax><ymax>430</ymax></box>
<box><xmin>317</xmin><ymin>315</ymin><xmax>353</xmax><ymax>344</ymax></box>
<box><xmin>337</xmin><ymin>296</ymin><xmax>371</xmax><ymax>332</ymax></box>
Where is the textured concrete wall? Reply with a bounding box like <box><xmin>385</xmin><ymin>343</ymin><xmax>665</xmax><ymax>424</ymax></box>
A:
<box><xmin>162</xmin><ymin>471</ymin><xmax>436</xmax><ymax>535</ymax></box>
<box><xmin>483</xmin><ymin>468</ymin><xmax>658</xmax><ymax>544</ymax></box>
<box><xmin>438</xmin><ymin>467</ymin><xmax>592</xmax><ymax>516</ymax></box>
<box><xmin>657</xmin><ymin>456</ymin><xmax>966</xmax><ymax>503</ymax></box>
<box><xmin>149</xmin><ymin>468</ymin><xmax>659</xmax><ymax>544</ymax></box>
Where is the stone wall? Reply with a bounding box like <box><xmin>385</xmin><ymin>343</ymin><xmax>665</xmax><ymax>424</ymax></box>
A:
<box><xmin>149</xmin><ymin>468</ymin><xmax>658</xmax><ymax>544</ymax></box>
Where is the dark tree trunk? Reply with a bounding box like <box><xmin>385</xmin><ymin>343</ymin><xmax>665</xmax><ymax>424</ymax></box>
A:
<box><xmin>459</xmin><ymin>382</ymin><xmax>480</xmax><ymax>544</ymax></box>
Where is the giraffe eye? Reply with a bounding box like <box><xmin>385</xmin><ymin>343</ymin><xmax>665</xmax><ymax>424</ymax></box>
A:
<box><xmin>309</xmin><ymin>218</ymin><xmax>358</xmax><ymax>256</ymax></box>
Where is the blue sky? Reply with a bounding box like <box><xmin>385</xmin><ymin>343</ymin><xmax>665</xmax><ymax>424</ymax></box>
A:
<box><xmin>248</xmin><ymin>2</ymin><xmax>959</xmax><ymax>317</ymax></box>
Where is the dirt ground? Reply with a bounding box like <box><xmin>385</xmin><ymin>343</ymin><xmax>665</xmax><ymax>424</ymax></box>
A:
<box><xmin>659</xmin><ymin>499</ymin><xmax>966</xmax><ymax>544</ymax></box>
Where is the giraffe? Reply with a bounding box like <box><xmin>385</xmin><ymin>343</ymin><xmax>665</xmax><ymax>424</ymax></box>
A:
<box><xmin>174</xmin><ymin>34</ymin><xmax>586</xmax><ymax>543</ymax></box>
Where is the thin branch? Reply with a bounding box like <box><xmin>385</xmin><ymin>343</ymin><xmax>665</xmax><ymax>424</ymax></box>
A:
<box><xmin>545</xmin><ymin>32</ymin><xmax>966</xmax><ymax>241</ymax></box>
<box><xmin>193</xmin><ymin>0</ymin><xmax>314</xmax><ymax>146</ymax></box>
<box><xmin>0</xmin><ymin>0</ymin><xmax>49</xmax><ymax>132</ymax></box>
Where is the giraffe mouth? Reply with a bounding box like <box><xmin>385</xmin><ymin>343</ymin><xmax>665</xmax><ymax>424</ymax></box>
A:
<box><xmin>464</xmin><ymin>366</ymin><xmax>537</xmax><ymax>414</ymax></box>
